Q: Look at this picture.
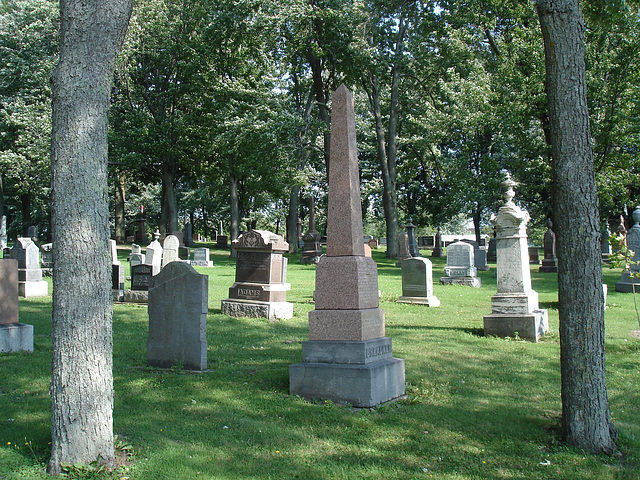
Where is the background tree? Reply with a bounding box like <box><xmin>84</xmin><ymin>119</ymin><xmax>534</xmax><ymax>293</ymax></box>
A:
<box><xmin>48</xmin><ymin>0</ymin><xmax>132</xmax><ymax>474</ymax></box>
<box><xmin>536</xmin><ymin>0</ymin><xmax>617</xmax><ymax>454</ymax></box>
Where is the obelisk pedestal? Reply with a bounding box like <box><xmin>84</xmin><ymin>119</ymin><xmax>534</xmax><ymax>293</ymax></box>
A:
<box><xmin>289</xmin><ymin>85</ymin><xmax>405</xmax><ymax>407</ymax></box>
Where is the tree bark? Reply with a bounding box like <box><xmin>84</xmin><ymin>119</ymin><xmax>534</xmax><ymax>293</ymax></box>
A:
<box><xmin>536</xmin><ymin>0</ymin><xmax>616</xmax><ymax>454</ymax></box>
<box><xmin>21</xmin><ymin>192</ymin><xmax>31</xmax><ymax>237</ymax></box>
<box><xmin>49</xmin><ymin>0</ymin><xmax>132</xmax><ymax>474</ymax></box>
<box><xmin>229</xmin><ymin>165</ymin><xmax>239</xmax><ymax>258</ymax></box>
<box><xmin>114</xmin><ymin>171</ymin><xmax>126</xmax><ymax>244</ymax></box>
<box><xmin>159</xmin><ymin>158</ymin><xmax>178</xmax><ymax>235</ymax></box>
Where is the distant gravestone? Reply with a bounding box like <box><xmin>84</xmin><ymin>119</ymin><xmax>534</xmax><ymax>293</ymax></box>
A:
<box><xmin>10</xmin><ymin>238</ymin><xmax>48</xmax><ymax>297</ymax></box>
<box><xmin>161</xmin><ymin>235</ymin><xmax>180</xmax><ymax>268</ymax></box>
<box><xmin>147</xmin><ymin>262</ymin><xmax>208</xmax><ymax>370</ymax></box>
<box><xmin>216</xmin><ymin>235</ymin><xmax>228</xmax><ymax>248</ymax></box>
<box><xmin>484</xmin><ymin>174</ymin><xmax>548</xmax><ymax>341</ymax></box>
<box><xmin>40</xmin><ymin>243</ymin><xmax>53</xmax><ymax>269</ymax></box>
<box><xmin>191</xmin><ymin>247</ymin><xmax>213</xmax><ymax>267</ymax></box>
<box><xmin>110</xmin><ymin>239</ymin><xmax>120</xmax><ymax>266</ymax></box>
<box><xmin>183</xmin><ymin>223</ymin><xmax>194</xmax><ymax>247</ymax></box>
<box><xmin>440</xmin><ymin>241</ymin><xmax>481</xmax><ymax>287</ymax></box>
<box><xmin>131</xmin><ymin>264</ymin><xmax>153</xmax><ymax>291</ymax></box>
<box><xmin>616</xmin><ymin>206</ymin><xmax>640</xmax><ymax>292</ymax></box>
<box><xmin>221</xmin><ymin>230</ymin><xmax>292</xmax><ymax>320</ymax></box>
<box><xmin>398</xmin><ymin>257</ymin><xmax>440</xmax><ymax>306</ymax></box>
<box><xmin>405</xmin><ymin>222</ymin><xmax>421</xmax><ymax>257</ymax></box>
<box><xmin>134</xmin><ymin>217</ymin><xmax>148</xmax><ymax>244</ymax></box>
<box><xmin>431</xmin><ymin>230</ymin><xmax>443</xmax><ymax>257</ymax></box>
<box><xmin>528</xmin><ymin>246</ymin><xmax>540</xmax><ymax>264</ymax></box>
<box><xmin>601</xmin><ymin>223</ymin><xmax>612</xmax><ymax>261</ymax></box>
<box><xmin>539</xmin><ymin>218</ymin><xmax>558</xmax><ymax>273</ymax></box>
<box><xmin>395</xmin><ymin>228</ymin><xmax>412</xmax><ymax>266</ymax></box>
<box><xmin>129</xmin><ymin>243</ymin><xmax>143</xmax><ymax>266</ymax></box>
<box><xmin>300</xmin><ymin>197</ymin><xmax>322</xmax><ymax>264</ymax></box>
<box><xmin>0</xmin><ymin>259</ymin><xmax>33</xmax><ymax>352</ymax></box>
<box><xmin>144</xmin><ymin>231</ymin><xmax>163</xmax><ymax>275</ymax></box>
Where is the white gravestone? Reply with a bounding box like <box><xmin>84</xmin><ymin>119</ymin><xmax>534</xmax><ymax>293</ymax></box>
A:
<box><xmin>161</xmin><ymin>235</ymin><xmax>180</xmax><ymax>268</ymax></box>
<box><xmin>191</xmin><ymin>247</ymin><xmax>213</xmax><ymax>267</ymax></box>
<box><xmin>440</xmin><ymin>241</ymin><xmax>481</xmax><ymax>287</ymax></box>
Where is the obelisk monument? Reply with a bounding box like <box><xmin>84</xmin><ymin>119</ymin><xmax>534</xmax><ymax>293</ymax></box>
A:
<box><xmin>289</xmin><ymin>85</ymin><xmax>405</xmax><ymax>407</ymax></box>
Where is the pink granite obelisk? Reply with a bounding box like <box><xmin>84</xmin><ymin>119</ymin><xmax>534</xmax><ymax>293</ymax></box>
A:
<box><xmin>289</xmin><ymin>85</ymin><xmax>405</xmax><ymax>407</ymax></box>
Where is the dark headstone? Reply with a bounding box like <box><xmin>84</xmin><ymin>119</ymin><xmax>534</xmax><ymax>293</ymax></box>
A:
<box><xmin>539</xmin><ymin>218</ymin><xmax>558</xmax><ymax>273</ymax></box>
<box><xmin>131</xmin><ymin>264</ymin><xmax>153</xmax><ymax>291</ymax></box>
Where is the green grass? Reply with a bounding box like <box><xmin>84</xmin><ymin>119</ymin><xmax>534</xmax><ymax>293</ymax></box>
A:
<box><xmin>1</xmin><ymin>246</ymin><xmax>639</xmax><ymax>479</ymax></box>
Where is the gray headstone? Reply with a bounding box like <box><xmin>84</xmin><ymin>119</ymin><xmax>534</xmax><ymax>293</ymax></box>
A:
<box><xmin>147</xmin><ymin>262</ymin><xmax>208</xmax><ymax>370</ymax></box>
<box><xmin>398</xmin><ymin>257</ymin><xmax>439</xmax><ymax>307</ymax></box>
<box><xmin>0</xmin><ymin>259</ymin><xmax>19</xmax><ymax>325</ymax></box>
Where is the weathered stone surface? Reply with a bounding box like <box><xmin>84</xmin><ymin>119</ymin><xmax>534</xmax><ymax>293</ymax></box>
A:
<box><xmin>221</xmin><ymin>298</ymin><xmax>293</xmax><ymax>320</ymax></box>
<box><xmin>289</xmin><ymin>357</ymin><xmax>405</xmax><ymax>407</ymax></box>
<box><xmin>123</xmin><ymin>289</ymin><xmax>148</xmax><ymax>303</ymax></box>
<box><xmin>398</xmin><ymin>257</ymin><xmax>440</xmax><ymax>306</ymax></box>
<box><xmin>308</xmin><ymin>308</ymin><xmax>385</xmax><ymax>341</ymax></box>
<box><xmin>314</xmin><ymin>256</ymin><xmax>379</xmax><ymax>310</ymax></box>
<box><xmin>147</xmin><ymin>262</ymin><xmax>208</xmax><ymax>370</ymax></box>
<box><xmin>483</xmin><ymin>310</ymin><xmax>549</xmax><ymax>342</ymax></box>
<box><xmin>290</xmin><ymin>85</ymin><xmax>404</xmax><ymax>407</ymax></box>
<box><xmin>131</xmin><ymin>264</ymin><xmax>153</xmax><ymax>291</ymax></box>
<box><xmin>0</xmin><ymin>323</ymin><xmax>33</xmax><ymax>353</ymax></box>
<box><xmin>301</xmin><ymin>337</ymin><xmax>393</xmax><ymax>364</ymax></box>
<box><xmin>485</xmin><ymin>174</ymin><xmax>547</xmax><ymax>340</ymax></box>
<box><xmin>161</xmin><ymin>235</ymin><xmax>180</xmax><ymax>268</ymax></box>
<box><xmin>0</xmin><ymin>259</ymin><xmax>18</xmax><ymax>325</ymax></box>
<box><xmin>325</xmin><ymin>85</ymin><xmax>365</xmax><ymax>257</ymax></box>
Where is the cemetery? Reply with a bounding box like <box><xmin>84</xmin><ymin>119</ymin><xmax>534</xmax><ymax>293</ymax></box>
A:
<box><xmin>2</xmin><ymin>1</ymin><xmax>640</xmax><ymax>477</ymax></box>
<box><xmin>1</xmin><ymin>243</ymin><xmax>639</xmax><ymax>479</ymax></box>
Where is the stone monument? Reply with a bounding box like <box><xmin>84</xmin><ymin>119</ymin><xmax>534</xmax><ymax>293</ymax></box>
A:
<box><xmin>289</xmin><ymin>85</ymin><xmax>405</xmax><ymax>407</ymax></box>
<box><xmin>129</xmin><ymin>243</ymin><xmax>144</xmax><ymax>266</ymax></box>
<box><xmin>0</xmin><ymin>259</ymin><xmax>33</xmax><ymax>352</ymax></box>
<box><xmin>615</xmin><ymin>206</ymin><xmax>640</xmax><ymax>292</ymax></box>
<box><xmin>432</xmin><ymin>229</ymin><xmax>443</xmax><ymax>257</ymax></box>
<box><xmin>147</xmin><ymin>261</ymin><xmax>208</xmax><ymax>370</ymax></box>
<box><xmin>144</xmin><ymin>230</ymin><xmax>163</xmax><ymax>275</ymax></box>
<box><xmin>0</xmin><ymin>216</ymin><xmax>7</xmax><ymax>250</ymax></box>
<box><xmin>539</xmin><ymin>218</ymin><xmax>558</xmax><ymax>273</ymax></box>
<box><xmin>191</xmin><ymin>247</ymin><xmax>214</xmax><ymax>267</ymax></box>
<box><xmin>601</xmin><ymin>223</ymin><xmax>611</xmax><ymax>262</ymax></box>
<box><xmin>111</xmin><ymin>239</ymin><xmax>125</xmax><ymax>301</ymax></box>
<box><xmin>300</xmin><ymin>197</ymin><xmax>323</xmax><ymax>264</ymax></box>
<box><xmin>395</xmin><ymin>227</ymin><xmax>412</xmax><ymax>266</ymax></box>
<box><xmin>439</xmin><ymin>241</ymin><xmax>481</xmax><ymax>287</ymax></box>
<box><xmin>11</xmin><ymin>238</ymin><xmax>48</xmax><ymax>297</ymax></box>
<box><xmin>405</xmin><ymin>221</ymin><xmax>421</xmax><ymax>257</ymax></box>
<box><xmin>397</xmin><ymin>257</ymin><xmax>440</xmax><ymax>306</ymax></box>
<box><xmin>483</xmin><ymin>174</ymin><xmax>548</xmax><ymax>341</ymax></box>
<box><xmin>161</xmin><ymin>234</ymin><xmax>180</xmax><ymax>268</ymax></box>
<box><xmin>221</xmin><ymin>229</ymin><xmax>293</xmax><ymax>320</ymax></box>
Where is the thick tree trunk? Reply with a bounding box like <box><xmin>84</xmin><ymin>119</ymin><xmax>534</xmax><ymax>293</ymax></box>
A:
<box><xmin>49</xmin><ymin>0</ymin><xmax>132</xmax><ymax>475</ymax></box>
<box><xmin>536</xmin><ymin>0</ymin><xmax>616</xmax><ymax>454</ymax></box>
<box><xmin>159</xmin><ymin>159</ymin><xmax>178</xmax><ymax>235</ymax></box>
<box><xmin>287</xmin><ymin>185</ymin><xmax>300</xmax><ymax>253</ymax></box>
<box><xmin>114</xmin><ymin>171</ymin><xmax>126</xmax><ymax>244</ymax></box>
<box><xmin>365</xmin><ymin>76</ymin><xmax>399</xmax><ymax>259</ymax></box>
<box><xmin>20</xmin><ymin>193</ymin><xmax>31</xmax><ymax>237</ymax></box>
<box><xmin>229</xmin><ymin>168</ymin><xmax>239</xmax><ymax>258</ymax></box>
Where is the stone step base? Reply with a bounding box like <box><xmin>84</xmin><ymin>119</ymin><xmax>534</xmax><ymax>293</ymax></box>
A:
<box><xmin>0</xmin><ymin>323</ymin><xmax>33</xmax><ymax>352</ymax></box>
<box><xmin>483</xmin><ymin>310</ymin><xmax>549</xmax><ymax>342</ymax></box>
<box><xmin>397</xmin><ymin>295</ymin><xmax>440</xmax><ymax>307</ymax></box>
<box><xmin>221</xmin><ymin>299</ymin><xmax>293</xmax><ymax>320</ymax></box>
<box><xmin>289</xmin><ymin>356</ymin><xmax>405</xmax><ymax>407</ymax></box>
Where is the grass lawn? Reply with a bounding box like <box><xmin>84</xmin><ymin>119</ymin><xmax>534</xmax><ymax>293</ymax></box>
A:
<box><xmin>1</xmin><ymin>245</ymin><xmax>639</xmax><ymax>479</ymax></box>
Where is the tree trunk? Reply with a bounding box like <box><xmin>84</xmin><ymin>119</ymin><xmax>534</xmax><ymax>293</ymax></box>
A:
<box><xmin>159</xmin><ymin>158</ymin><xmax>178</xmax><ymax>235</ymax></box>
<box><xmin>115</xmin><ymin>171</ymin><xmax>126</xmax><ymax>244</ymax></box>
<box><xmin>287</xmin><ymin>185</ymin><xmax>300</xmax><ymax>253</ymax></box>
<box><xmin>536</xmin><ymin>0</ymin><xmax>616</xmax><ymax>454</ymax></box>
<box><xmin>21</xmin><ymin>192</ymin><xmax>31</xmax><ymax>237</ymax></box>
<box><xmin>49</xmin><ymin>0</ymin><xmax>132</xmax><ymax>475</ymax></box>
<box><xmin>229</xmin><ymin>167</ymin><xmax>239</xmax><ymax>258</ymax></box>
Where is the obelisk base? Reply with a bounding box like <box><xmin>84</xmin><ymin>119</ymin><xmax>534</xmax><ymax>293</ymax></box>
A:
<box><xmin>0</xmin><ymin>323</ymin><xmax>34</xmax><ymax>353</ymax></box>
<box><xmin>483</xmin><ymin>310</ymin><xmax>548</xmax><ymax>342</ymax></box>
<box><xmin>289</xmin><ymin>338</ymin><xmax>405</xmax><ymax>407</ymax></box>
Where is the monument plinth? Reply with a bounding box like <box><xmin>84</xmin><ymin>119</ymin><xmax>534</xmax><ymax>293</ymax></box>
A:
<box><xmin>289</xmin><ymin>85</ymin><xmax>405</xmax><ymax>407</ymax></box>
<box><xmin>483</xmin><ymin>174</ymin><xmax>548</xmax><ymax>341</ymax></box>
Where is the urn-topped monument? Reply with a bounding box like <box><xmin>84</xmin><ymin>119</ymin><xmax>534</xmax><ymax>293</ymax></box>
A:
<box><xmin>483</xmin><ymin>174</ymin><xmax>548</xmax><ymax>341</ymax></box>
